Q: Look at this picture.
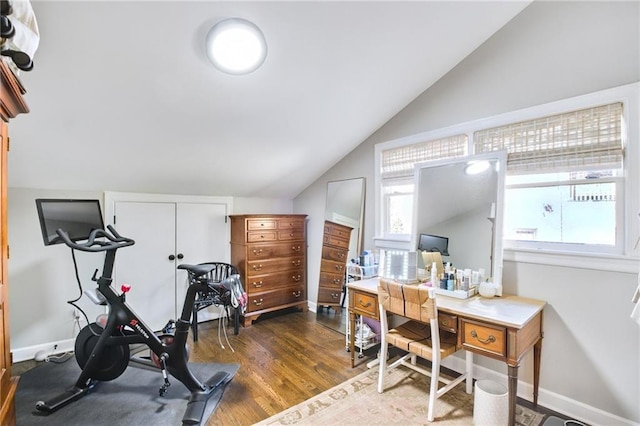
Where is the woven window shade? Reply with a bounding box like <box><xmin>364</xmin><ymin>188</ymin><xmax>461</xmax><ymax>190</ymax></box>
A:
<box><xmin>381</xmin><ymin>134</ymin><xmax>467</xmax><ymax>180</ymax></box>
<box><xmin>473</xmin><ymin>103</ymin><xmax>623</xmax><ymax>174</ymax></box>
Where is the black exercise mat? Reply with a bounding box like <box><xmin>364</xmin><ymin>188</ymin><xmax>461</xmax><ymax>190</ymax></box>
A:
<box><xmin>15</xmin><ymin>359</ymin><xmax>239</xmax><ymax>426</ymax></box>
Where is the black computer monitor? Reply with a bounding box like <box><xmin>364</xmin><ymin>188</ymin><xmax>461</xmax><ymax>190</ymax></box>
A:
<box><xmin>417</xmin><ymin>233</ymin><xmax>449</xmax><ymax>256</ymax></box>
<box><xmin>35</xmin><ymin>199</ymin><xmax>105</xmax><ymax>246</ymax></box>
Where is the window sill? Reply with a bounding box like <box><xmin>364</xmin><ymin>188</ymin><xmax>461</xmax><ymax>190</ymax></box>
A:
<box><xmin>503</xmin><ymin>248</ymin><xmax>639</xmax><ymax>273</ymax></box>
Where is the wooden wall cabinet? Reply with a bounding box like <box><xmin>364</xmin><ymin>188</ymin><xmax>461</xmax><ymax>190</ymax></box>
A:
<box><xmin>230</xmin><ymin>214</ymin><xmax>308</xmax><ymax>326</ymax></box>
<box><xmin>317</xmin><ymin>220</ymin><xmax>352</xmax><ymax>309</ymax></box>
<box><xmin>1</xmin><ymin>59</ymin><xmax>29</xmax><ymax>426</ymax></box>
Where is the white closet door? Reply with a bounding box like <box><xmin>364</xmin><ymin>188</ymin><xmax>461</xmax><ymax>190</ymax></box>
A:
<box><xmin>175</xmin><ymin>202</ymin><xmax>228</xmax><ymax>322</ymax></box>
<box><xmin>113</xmin><ymin>201</ymin><xmax>177</xmax><ymax>331</ymax></box>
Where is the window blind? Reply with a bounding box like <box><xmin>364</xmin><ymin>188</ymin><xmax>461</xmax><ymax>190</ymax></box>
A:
<box><xmin>380</xmin><ymin>134</ymin><xmax>467</xmax><ymax>180</ymax></box>
<box><xmin>473</xmin><ymin>102</ymin><xmax>623</xmax><ymax>174</ymax></box>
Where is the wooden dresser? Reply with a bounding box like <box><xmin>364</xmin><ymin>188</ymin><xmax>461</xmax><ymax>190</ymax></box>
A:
<box><xmin>317</xmin><ymin>220</ymin><xmax>352</xmax><ymax>309</ymax></box>
<box><xmin>230</xmin><ymin>214</ymin><xmax>308</xmax><ymax>326</ymax></box>
<box><xmin>1</xmin><ymin>59</ymin><xmax>29</xmax><ymax>425</ymax></box>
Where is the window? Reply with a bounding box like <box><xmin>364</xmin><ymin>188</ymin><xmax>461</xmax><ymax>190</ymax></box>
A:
<box><xmin>474</xmin><ymin>103</ymin><xmax>624</xmax><ymax>253</ymax></box>
<box><xmin>379</xmin><ymin>135</ymin><xmax>467</xmax><ymax>238</ymax></box>
<box><xmin>375</xmin><ymin>83</ymin><xmax>638</xmax><ymax>270</ymax></box>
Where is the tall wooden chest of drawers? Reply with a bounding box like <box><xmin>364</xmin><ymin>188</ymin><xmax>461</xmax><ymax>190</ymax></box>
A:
<box><xmin>230</xmin><ymin>214</ymin><xmax>308</xmax><ymax>326</ymax></box>
<box><xmin>317</xmin><ymin>220</ymin><xmax>352</xmax><ymax>309</ymax></box>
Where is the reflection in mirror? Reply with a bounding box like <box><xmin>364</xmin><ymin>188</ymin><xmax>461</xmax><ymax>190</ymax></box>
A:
<box><xmin>325</xmin><ymin>178</ymin><xmax>365</xmax><ymax>261</ymax></box>
<box><xmin>317</xmin><ymin>177</ymin><xmax>366</xmax><ymax>333</ymax></box>
<box><xmin>413</xmin><ymin>152</ymin><xmax>505</xmax><ymax>294</ymax></box>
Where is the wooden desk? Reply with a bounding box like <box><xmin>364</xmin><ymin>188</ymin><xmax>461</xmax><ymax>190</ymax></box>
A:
<box><xmin>347</xmin><ymin>278</ymin><xmax>546</xmax><ymax>426</ymax></box>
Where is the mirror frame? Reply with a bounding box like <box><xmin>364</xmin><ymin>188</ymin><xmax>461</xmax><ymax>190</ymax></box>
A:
<box><xmin>324</xmin><ymin>177</ymin><xmax>366</xmax><ymax>261</ymax></box>
<box><xmin>412</xmin><ymin>152</ymin><xmax>506</xmax><ymax>294</ymax></box>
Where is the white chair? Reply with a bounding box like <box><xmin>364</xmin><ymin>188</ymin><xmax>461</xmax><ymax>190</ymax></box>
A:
<box><xmin>377</xmin><ymin>278</ymin><xmax>472</xmax><ymax>422</ymax></box>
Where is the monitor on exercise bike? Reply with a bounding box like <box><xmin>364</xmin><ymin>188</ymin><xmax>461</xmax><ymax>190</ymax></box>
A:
<box><xmin>35</xmin><ymin>199</ymin><xmax>105</xmax><ymax>246</ymax></box>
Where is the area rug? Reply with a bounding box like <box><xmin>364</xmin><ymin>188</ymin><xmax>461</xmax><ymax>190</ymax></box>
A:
<box><xmin>254</xmin><ymin>367</ymin><xmax>545</xmax><ymax>426</ymax></box>
<box><xmin>15</xmin><ymin>359</ymin><xmax>239</xmax><ymax>426</ymax></box>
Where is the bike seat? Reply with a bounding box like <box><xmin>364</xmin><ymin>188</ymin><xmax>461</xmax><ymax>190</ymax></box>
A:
<box><xmin>177</xmin><ymin>263</ymin><xmax>216</xmax><ymax>278</ymax></box>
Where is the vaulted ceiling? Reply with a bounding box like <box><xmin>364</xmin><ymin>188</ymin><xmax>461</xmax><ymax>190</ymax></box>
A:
<box><xmin>9</xmin><ymin>1</ymin><xmax>530</xmax><ymax>198</ymax></box>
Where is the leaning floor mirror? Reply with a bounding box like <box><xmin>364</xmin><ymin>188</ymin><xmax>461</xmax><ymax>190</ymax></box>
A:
<box><xmin>413</xmin><ymin>152</ymin><xmax>506</xmax><ymax>295</ymax></box>
<box><xmin>316</xmin><ymin>177</ymin><xmax>365</xmax><ymax>333</ymax></box>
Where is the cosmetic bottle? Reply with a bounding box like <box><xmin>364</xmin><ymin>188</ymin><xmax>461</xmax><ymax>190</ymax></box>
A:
<box><xmin>430</xmin><ymin>262</ymin><xmax>437</xmax><ymax>287</ymax></box>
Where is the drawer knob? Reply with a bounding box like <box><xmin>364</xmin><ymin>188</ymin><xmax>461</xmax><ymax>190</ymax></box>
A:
<box><xmin>292</xmin><ymin>245</ymin><xmax>301</xmax><ymax>252</ymax></box>
<box><xmin>331</xmin><ymin>293</ymin><xmax>340</xmax><ymax>299</ymax></box>
<box><xmin>338</xmin><ymin>253</ymin><xmax>345</xmax><ymax>258</ymax></box>
<box><xmin>292</xmin><ymin>291</ymin><xmax>302</xmax><ymax>298</ymax></box>
<box><xmin>333</xmin><ymin>279</ymin><xmax>341</xmax><ymax>285</ymax></box>
<box><xmin>252</xmin><ymin>248</ymin><xmax>263</xmax><ymax>255</ymax></box>
<box><xmin>334</xmin><ymin>265</ymin><xmax>344</xmax><ymax>271</ymax></box>
<box><xmin>253</xmin><ymin>298</ymin><xmax>264</xmax><ymax>306</ymax></box>
<box><xmin>292</xmin><ymin>274</ymin><xmax>301</xmax><ymax>281</ymax></box>
<box><xmin>470</xmin><ymin>329</ymin><xmax>496</xmax><ymax>345</ymax></box>
<box><xmin>292</xmin><ymin>260</ymin><xmax>302</xmax><ymax>266</ymax></box>
<box><xmin>252</xmin><ymin>281</ymin><xmax>263</xmax><ymax>288</ymax></box>
<box><xmin>253</xmin><ymin>264</ymin><xmax>263</xmax><ymax>271</ymax></box>
<box><xmin>441</xmin><ymin>319</ymin><xmax>449</xmax><ymax>326</ymax></box>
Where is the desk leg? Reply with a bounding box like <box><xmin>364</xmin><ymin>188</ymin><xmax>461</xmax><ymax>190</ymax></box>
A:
<box><xmin>508</xmin><ymin>365</ymin><xmax>518</xmax><ymax>426</ymax></box>
<box><xmin>533</xmin><ymin>338</ymin><xmax>542</xmax><ymax>407</ymax></box>
<box><xmin>349</xmin><ymin>311</ymin><xmax>356</xmax><ymax>368</ymax></box>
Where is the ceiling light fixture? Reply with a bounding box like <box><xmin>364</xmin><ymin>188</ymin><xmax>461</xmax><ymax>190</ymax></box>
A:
<box><xmin>205</xmin><ymin>17</ymin><xmax>267</xmax><ymax>75</ymax></box>
<box><xmin>464</xmin><ymin>160</ymin><xmax>491</xmax><ymax>175</ymax></box>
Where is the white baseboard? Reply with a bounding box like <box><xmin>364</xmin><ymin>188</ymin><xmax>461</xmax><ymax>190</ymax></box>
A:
<box><xmin>12</xmin><ymin>338</ymin><xmax>75</xmax><ymax>363</ymax></box>
<box><xmin>442</xmin><ymin>356</ymin><xmax>638</xmax><ymax>426</ymax></box>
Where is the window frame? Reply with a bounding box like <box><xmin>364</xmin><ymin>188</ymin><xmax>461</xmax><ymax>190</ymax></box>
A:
<box><xmin>374</xmin><ymin>82</ymin><xmax>639</xmax><ymax>272</ymax></box>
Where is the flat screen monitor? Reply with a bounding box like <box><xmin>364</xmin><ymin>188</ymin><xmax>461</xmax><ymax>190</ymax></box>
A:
<box><xmin>417</xmin><ymin>233</ymin><xmax>449</xmax><ymax>256</ymax></box>
<box><xmin>36</xmin><ymin>199</ymin><xmax>105</xmax><ymax>246</ymax></box>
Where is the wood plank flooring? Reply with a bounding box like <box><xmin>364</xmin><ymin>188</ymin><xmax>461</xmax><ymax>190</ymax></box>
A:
<box><xmin>189</xmin><ymin>308</ymin><xmax>368</xmax><ymax>425</ymax></box>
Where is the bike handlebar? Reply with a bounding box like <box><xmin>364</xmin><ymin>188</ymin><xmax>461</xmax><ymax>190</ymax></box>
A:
<box><xmin>56</xmin><ymin>225</ymin><xmax>135</xmax><ymax>252</ymax></box>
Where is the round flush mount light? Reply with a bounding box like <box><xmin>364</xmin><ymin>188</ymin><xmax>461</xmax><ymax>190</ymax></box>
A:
<box><xmin>205</xmin><ymin>17</ymin><xmax>267</xmax><ymax>75</ymax></box>
<box><xmin>464</xmin><ymin>160</ymin><xmax>491</xmax><ymax>175</ymax></box>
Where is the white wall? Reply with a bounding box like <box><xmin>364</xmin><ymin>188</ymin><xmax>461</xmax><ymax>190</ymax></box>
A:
<box><xmin>294</xmin><ymin>1</ymin><xmax>639</xmax><ymax>425</ymax></box>
<box><xmin>7</xmin><ymin>187</ymin><xmax>292</xmax><ymax>360</ymax></box>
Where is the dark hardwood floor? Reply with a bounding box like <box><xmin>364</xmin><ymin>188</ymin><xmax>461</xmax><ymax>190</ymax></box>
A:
<box><xmin>189</xmin><ymin>308</ymin><xmax>369</xmax><ymax>425</ymax></box>
<box><xmin>13</xmin><ymin>307</ymin><xmax>569</xmax><ymax>425</ymax></box>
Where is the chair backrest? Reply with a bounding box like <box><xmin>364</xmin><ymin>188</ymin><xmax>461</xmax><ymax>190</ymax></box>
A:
<box><xmin>378</xmin><ymin>278</ymin><xmax>436</xmax><ymax>322</ymax></box>
<box><xmin>198</xmin><ymin>262</ymin><xmax>238</xmax><ymax>283</ymax></box>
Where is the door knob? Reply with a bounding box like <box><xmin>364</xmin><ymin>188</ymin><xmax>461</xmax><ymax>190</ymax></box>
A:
<box><xmin>168</xmin><ymin>254</ymin><xmax>175</xmax><ymax>261</ymax></box>
<box><xmin>177</xmin><ymin>253</ymin><xmax>184</xmax><ymax>260</ymax></box>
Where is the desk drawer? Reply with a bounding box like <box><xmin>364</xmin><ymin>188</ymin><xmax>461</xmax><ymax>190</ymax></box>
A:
<box><xmin>461</xmin><ymin>319</ymin><xmax>506</xmax><ymax>357</ymax></box>
<box><xmin>350</xmin><ymin>290</ymin><xmax>378</xmax><ymax>319</ymax></box>
<box><xmin>438</xmin><ymin>313</ymin><xmax>457</xmax><ymax>333</ymax></box>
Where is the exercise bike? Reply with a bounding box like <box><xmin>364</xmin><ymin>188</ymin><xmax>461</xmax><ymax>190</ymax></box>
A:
<box><xmin>35</xmin><ymin>225</ymin><xmax>234</xmax><ymax>425</ymax></box>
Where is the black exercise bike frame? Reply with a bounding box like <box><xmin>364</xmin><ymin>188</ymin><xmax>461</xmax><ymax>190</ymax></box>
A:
<box><xmin>36</xmin><ymin>225</ymin><xmax>230</xmax><ymax>425</ymax></box>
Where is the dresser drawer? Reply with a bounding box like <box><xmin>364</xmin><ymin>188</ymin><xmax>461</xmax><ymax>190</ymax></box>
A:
<box><xmin>245</xmin><ymin>270</ymin><xmax>305</xmax><ymax>292</ymax></box>
<box><xmin>278</xmin><ymin>229</ymin><xmax>305</xmax><ymax>241</ymax></box>
<box><xmin>246</xmin><ymin>285</ymin><xmax>306</xmax><ymax>313</ymax></box>
<box><xmin>247</xmin><ymin>256</ymin><xmax>305</xmax><ymax>276</ymax></box>
<box><xmin>323</xmin><ymin>235</ymin><xmax>350</xmax><ymax>250</ymax></box>
<box><xmin>350</xmin><ymin>290</ymin><xmax>378</xmax><ymax>319</ymax></box>
<box><xmin>278</xmin><ymin>218</ymin><xmax>305</xmax><ymax>230</ymax></box>
<box><xmin>319</xmin><ymin>271</ymin><xmax>345</xmax><ymax>289</ymax></box>
<box><xmin>438</xmin><ymin>313</ymin><xmax>457</xmax><ymax>333</ymax></box>
<box><xmin>247</xmin><ymin>231</ymin><xmax>277</xmax><ymax>242</ymax></box>
<box><xmin>247</xmin><ymin>219</ymin><xmax>277</xmax><ymax>231</ymax></box>
<box><xmin>248</xmin><ymin>242</ymin><xmax>305</xmax><ymax>260</ymax></box>
<box><xmin>461</xmin><ymin>319</ymin><xmax>506</xmax><ymax>357</ymax></box>
<box><xmin>321</xmin><ymin>246</ymin><xmax>349</xmax><ymax>262</ymax></box>
<box><xmin>327</xmin><ymin>225</ymin><xmax>351</xmax><ymax>240</ymax></box>
<box><xmin>320</xmin><ymin>259</ymin><xmax>347</xmax><ymax>275</ymax></box>
<box><xmin>318</xmin><ymin>288</ymin><xmax>343</xmax><ymax>304</ymax></box>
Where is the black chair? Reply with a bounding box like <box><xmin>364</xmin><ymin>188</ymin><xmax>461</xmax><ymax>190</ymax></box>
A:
<box><xmin>191</xmin><ymin>262</ymin><xmax>244</xmax><ymax>341</ymax></box>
